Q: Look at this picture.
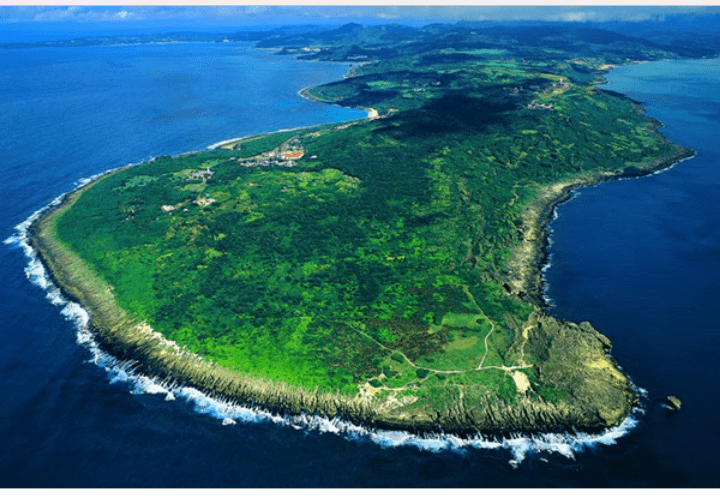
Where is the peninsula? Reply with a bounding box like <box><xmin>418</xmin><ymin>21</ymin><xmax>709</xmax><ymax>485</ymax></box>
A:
<box><xmin>30</xmin><ymin>23</ymin><xmax>697</xmax><ymax>434</ymax></box>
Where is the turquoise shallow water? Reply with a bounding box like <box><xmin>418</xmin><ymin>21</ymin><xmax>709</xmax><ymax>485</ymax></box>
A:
<box><xmin>1</xmin><ymin>41</ymin><xmax>719</xmax><ymax>486</ymax></box>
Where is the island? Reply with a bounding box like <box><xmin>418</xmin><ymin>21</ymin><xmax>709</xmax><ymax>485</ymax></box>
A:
<box><xmin>29</xmin><ymin>23</ymin><xmax>696</xmax><ymax>434</ymax></box>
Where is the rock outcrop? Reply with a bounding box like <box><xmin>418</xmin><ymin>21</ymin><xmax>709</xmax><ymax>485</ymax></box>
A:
<box><xmin>665</xmin><ymin>395</ymin><xmax>682</xmax><ymax>411</ymax></box>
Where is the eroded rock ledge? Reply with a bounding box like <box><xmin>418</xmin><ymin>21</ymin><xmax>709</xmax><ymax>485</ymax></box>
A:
<box><xmin>505</xmin><ymin>142</ymin><xmax>694</xmax><ymax>308</ymax></box>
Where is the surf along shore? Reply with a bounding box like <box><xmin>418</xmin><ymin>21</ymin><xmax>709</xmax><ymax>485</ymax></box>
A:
<box><xmin>27</xmin><ymin>69</ymin><xmax>694</xmax><ymax>436</ymax></box>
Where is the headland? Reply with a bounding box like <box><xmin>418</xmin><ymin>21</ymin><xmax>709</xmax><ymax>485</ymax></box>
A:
<box><xmin>24</xmin><ymin>24</ymin><xmax>700</xmax><ymax>436</ymax></box>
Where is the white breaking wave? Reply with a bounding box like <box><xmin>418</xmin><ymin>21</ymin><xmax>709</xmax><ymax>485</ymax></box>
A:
<box><xmin>540</xmin><ymin>189</ymin><xmax>585</xmax><ymax>309</ymax></box>
<box><xmin>616</xmin><ymin>153</ymin><xmax>696</xmax><ymax>181</ymax></box>
<box><xmin>5</xmin><ymin>178</ymin><xmax>645</xmax><ymax>467</ymax></box>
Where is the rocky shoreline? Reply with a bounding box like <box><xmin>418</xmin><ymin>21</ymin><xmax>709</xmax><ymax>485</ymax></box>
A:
<box><xmin>26</xmin><ymin>197</ymin><xmax>646</xmax><ymax>435</ymax></box>
<box><xmin>506</xmin><ymin>138</ymin><xmax>695</xmax><ymax>307</ymax></box>
<box><xmin>27</xmin><ymin>90</ymin><xmax>694</xmax><ymax>437</ymax></box>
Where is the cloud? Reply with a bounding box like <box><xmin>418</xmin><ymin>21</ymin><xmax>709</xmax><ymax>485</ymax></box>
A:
<box><xmin>560</xmin><ymin>11</ymin><xmax>592</xmax><ymax>23</ymax></box>
<box><xmin>0</xmin><ymin>5</ymin><xmax>717</xmax><ymax>25</ymax></box>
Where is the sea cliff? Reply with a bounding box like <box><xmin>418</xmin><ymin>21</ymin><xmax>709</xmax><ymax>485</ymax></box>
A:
<box><xmin>25</xmin><ymin>31</ymin><xmax>699</xmax><ymax>435</ymax></box>
<box><xmin>29</xmin><ymin>199</ymin><xmax>639</xmax><ymax>433</ymax></box>
<box><xmin>28</xmin><ymin>131</ymin><xmax>692</xmax><ymax>435</ymax></box>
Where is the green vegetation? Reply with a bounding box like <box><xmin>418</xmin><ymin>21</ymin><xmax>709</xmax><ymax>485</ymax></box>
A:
<box><xmin>248</xmin><ymin>22</ymin><xmax>717</xmax><ymax>63</ymax></box>
<box><xmin>218</xmin><ymin>128</ymin><xmax>324</xmax><ymax>158</ymax></box>
<box><xmin>36</xmin><ymin>23</ymin><xmax>695</xmax><ymax>432</ymax></box>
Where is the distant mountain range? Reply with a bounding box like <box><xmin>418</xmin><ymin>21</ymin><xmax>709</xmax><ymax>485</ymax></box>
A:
<box><xmin>5</xmin><ymin>17</ymin><xmax>720</xmax><ymax>61</ymax></box>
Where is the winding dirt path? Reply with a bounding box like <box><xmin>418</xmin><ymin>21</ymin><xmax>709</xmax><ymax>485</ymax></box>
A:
<box><xmin>344</xmin><ymin>321</ymin><xmax>532</xmax><ymax>378</ymax></box>
<box><xmin>476</xmin><ymin>309</ymin><xmax>495</xmax><ymax>370</ymax></box>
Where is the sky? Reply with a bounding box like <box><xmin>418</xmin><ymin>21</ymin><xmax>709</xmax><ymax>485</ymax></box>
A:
<box><xmin>1</xmin><ymin>4</ymin><xmax>719</xmax><ymax>41</ymax></box>
<box><xmin>3</xmin><ymin>4</ymin><xmax>719</xmax><ymax>25</ymax></box>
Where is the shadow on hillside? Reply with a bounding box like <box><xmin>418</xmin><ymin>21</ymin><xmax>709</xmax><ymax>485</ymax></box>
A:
<box><xmin>377</xmin><ymin>92</ymin><xmax>519</xmax><ymax>139</ymax></box>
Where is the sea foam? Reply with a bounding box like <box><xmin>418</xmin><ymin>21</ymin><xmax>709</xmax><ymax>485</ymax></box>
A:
<box><xmin>6</xmin><ymin>177</ymin><xmax>646</xmax><ymax>467</ymax></box>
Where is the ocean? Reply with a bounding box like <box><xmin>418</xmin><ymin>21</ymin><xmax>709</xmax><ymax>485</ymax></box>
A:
<box><xmin>1</xmin><ymin>41</ymin><xmax>718</xmax><ymax>487</ymax></box>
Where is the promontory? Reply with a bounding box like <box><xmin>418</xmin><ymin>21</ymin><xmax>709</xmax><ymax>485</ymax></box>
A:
<box><xmin>30</xmin><ymin>23</ymin><xmax>696</xmax><ymax>434</ymax></box>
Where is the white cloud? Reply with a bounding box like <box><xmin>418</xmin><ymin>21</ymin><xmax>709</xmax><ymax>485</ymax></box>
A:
<box><xmin>0</xmin><ymin>5</ymin><xmax>716</xmax><ymax>25</ymax></box>
<box><xmin>561</xmin><ymin>11</ymin><xmax>591</xmax><ymax>23</ymax></box>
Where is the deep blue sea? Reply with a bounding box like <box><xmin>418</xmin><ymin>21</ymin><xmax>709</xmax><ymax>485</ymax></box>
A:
<box><xmin>1</xmin><ymin>41</ymin><xmax>719</xmax><ymax>487</ymax></box>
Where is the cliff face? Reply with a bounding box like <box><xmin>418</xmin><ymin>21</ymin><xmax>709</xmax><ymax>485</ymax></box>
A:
<box><xmin>523</xmin><ymin>313</ymin><xmax>637</xmax><ymax>428</ymax></box>
<box><xmin>78</xmin><ymin>303</ymin><xmax>636</xmax><ymax>435</ymax></box>
<box><xmin>505</xmin><ymin>142</ymin><xmax>695</xmax><ymax>310</ymax></box>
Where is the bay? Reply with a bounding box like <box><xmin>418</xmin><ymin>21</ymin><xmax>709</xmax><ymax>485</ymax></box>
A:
<box><xmin>1</xmin><ymin>41</ymin><xmax>718</xmax><ymax>487</ymax></box>
<box><xmin>543</xmin><ymin>58</ymin><xmax>720</xmax><ymax>486</ymax></box>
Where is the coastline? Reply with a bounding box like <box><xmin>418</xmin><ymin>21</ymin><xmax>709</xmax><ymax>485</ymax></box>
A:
<box><xmin>203</xmin><ymin>57</ymin><xmax>371</xmax><ymax>151</ymax></box>
<box><xmin>19</xmin><ymin>189</ymin><xmax>651</xmax><ymax>435</ymax></box>
<box><xmin>20</xmin><ymin>59</ymin><xmax>695</xmax><ymax>436</ymax></box>
<box><xmin>28</xmin><ymin>198</ymin><xmax>379</xmax><ymax>423</ymax></box>
<box><xmin>24</xmin><ymin>130</ymin><xmax>685</xmax><ymax>436</ymax></box>
<box><xmin>506</xmin><ymin>129</ymin><xmax>695</xmax><ymax>308</ymax></box>
<box><xmin>206</xmin><ymin>97</ymin><xmax>373</xmax><ymax>151</ymax></box>
<box><xmin>298</xmin><ymin>85</ymin><xmax>379</xmax><ymax>121</ymax></box>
